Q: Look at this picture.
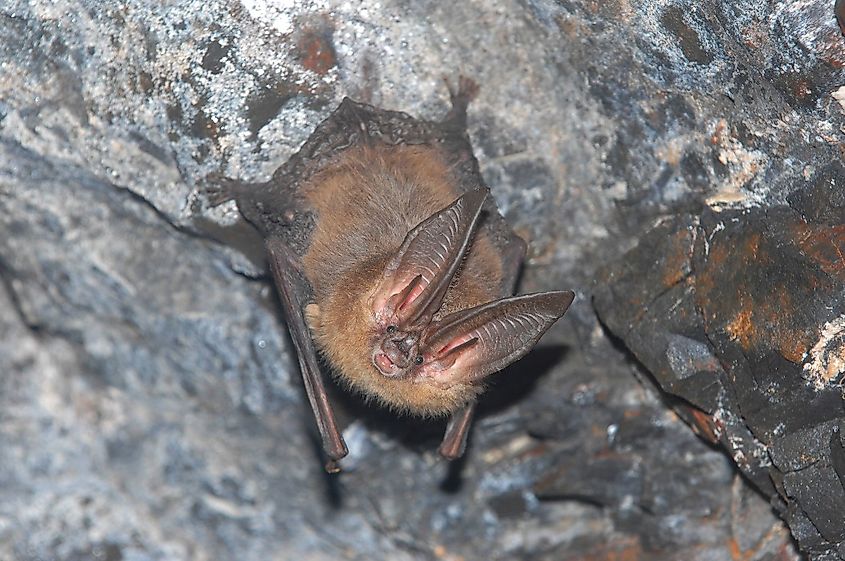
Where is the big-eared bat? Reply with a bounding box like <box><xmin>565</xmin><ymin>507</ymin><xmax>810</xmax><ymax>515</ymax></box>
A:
<box><xmin>208</xmin><ymin>78</ymin><xmax>574</xmax><ymax>472</ymax></box>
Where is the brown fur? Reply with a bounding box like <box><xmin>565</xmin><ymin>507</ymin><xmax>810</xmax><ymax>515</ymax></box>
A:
<box><xmin>301</xmin><ymin>145</ymin><xmax>504</xmax><ymax>415</ymax></box>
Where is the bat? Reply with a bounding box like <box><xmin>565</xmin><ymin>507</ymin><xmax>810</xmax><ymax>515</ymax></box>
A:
<box><xmin>206</xmin><ymin>77</ymin><xmax>574</xmax><ymax>472</ymax></box>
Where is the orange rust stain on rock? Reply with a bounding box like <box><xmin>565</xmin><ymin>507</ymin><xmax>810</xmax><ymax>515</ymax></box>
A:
<box><xmin>701</xmin><ymin>226</ymin><xmax>816</xmax><ymax>362</ymax></box>
<box><xmin>818</xmin><ymin>11</ymin><xmax>845</xmax><ymax>68</ymax></box>
<box><xmin>519</xmin><ymin>441</ymin><xmax>551</xmax><ymax>460</ymax></box>
<box><xmin>298</xmin><ymin>29</ymin><xmax>336</xmax><ymax>75</ymax></box>
<box><xmin>743</xmin><ymin>232</ymin><xmax>760</xmax><ymax>260</ymax></box>
<box><xmin>724</xmin><ymin>290</ymin><xmax>810</xmax><ymax>362</ymax></box>
<box><xmin>623</xmin><ymin>408</ymin><xmax>644</xmax><ymax>420</ymax></box>
<box><xmin>740</xmin><ymin>23</ymin><xmax>769</xmax><ymax>49</ymax></box>
<box><xmin>766</xmin><ymin>291</ymin><xmax>815</xmax><ymax>364</ymax></box>
<box><xmin>708</xmin><ymin>238</ymin><xmax>729</xmax><ymax>267</ymax></box>
<box><xmin>778</xmin><ymin>334</ymin><xmax>808</xmax><ymax>364</ymax></box>
<box><xmin>792</xmin><ymin>79</ymin><xmax>812</xmax><ymax>101</ymax></box>
<box><xmin>728</xmin><ymin>537</ymin><xmax>742</xmax><ymax>560</ymax></box>
<box><xmin>726</xmin><ymin>304</ymin><xmax>754</xmax><ymax>351</ymax></box>
<box><xmin>569</xmin><ymin>538</ymin><xmax>643</xmax><ymax>561</ymax></box>
<box><xmin>696</xmin><ymin>239</ymin><xmax>727</xmax><ymax>300</ymax></box>
<box><xmin>794</xmin><ymin>223</ymin><xmax>845</xmax><ymax>276</ymax></box>
<box><xmin>689</xmin><ymin>407</ymin><xmax>719</xmax><ymax>443</ymax></box>
<box><xmin>780</xmin><ymin>307</ymin><xmax>812</xmax><ymax>361</ymax></box>
<box><xmin>741</xmin><ymin>232</ymin><xmax>762</xmax><ymax>262</ymax></box>
<box><xmin>710</xmin><ymin>119</ymin><xmax>727</xmax><ymax>145</ymax></box>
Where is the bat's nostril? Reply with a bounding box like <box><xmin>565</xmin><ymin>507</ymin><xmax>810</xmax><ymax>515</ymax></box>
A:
<box><xmin>395</xmin><ymin>336</ymin><xmax>417</xmax><ymax>354</ymax></box>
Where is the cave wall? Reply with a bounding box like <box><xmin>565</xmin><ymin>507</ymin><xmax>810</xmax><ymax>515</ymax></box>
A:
<box><xmin>2</xmin><ymin>1</ymin><xmax>843</xmax><ymax>559</ymax></box>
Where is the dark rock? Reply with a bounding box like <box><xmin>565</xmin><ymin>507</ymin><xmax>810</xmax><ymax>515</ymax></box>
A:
<box><xmin>595</xmin><ymin>201</ymin><xmax>845</xmax><ymax>559</ymax></box>
<box><xmin>787</xmin><ymin>161</ymin><xmax>845</xmax><ymax>226</ymax></box>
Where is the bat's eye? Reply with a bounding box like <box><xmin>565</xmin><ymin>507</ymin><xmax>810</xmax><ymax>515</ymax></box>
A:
<box><xmin>414</xmin><ymin>355</ymin><xmax>424</xmax><ymax>365</ymax></box>
<box><xmin>386</xmin><ymin>324</ymin><xmax>398</xmax><ymax>334</ymax></box>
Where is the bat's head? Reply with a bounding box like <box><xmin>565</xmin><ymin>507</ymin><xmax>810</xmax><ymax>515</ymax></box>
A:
<box><xmin>363</xmin><ymin>189</ymin><xmax>573</xmax><ymax>413</ymax></box>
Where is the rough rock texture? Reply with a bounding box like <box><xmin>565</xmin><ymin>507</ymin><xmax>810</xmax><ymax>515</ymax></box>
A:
<box><xmin>1</xmin><ymin>0</ymin><xmax>842</xmax><ymax>559</ymax></box>
<box><xmin>588</xmin><ymin>3</ymin><xmax>845</xmax><ymax>561</ymax></box>
<box><xmin>594</xmin><ymin>204</ymin><xmax>845</xmax><ymax>560</ymax></box>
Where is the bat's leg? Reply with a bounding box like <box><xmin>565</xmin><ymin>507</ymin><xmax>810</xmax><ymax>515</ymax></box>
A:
<box><xmin>500</xmin><ymin>236</ymin><xmax>527</xmax><ymax>296</ymax></box>
<box><xmin>443</xmin><ymin>76</ymin><xmax>480</xmax><ymax>130</ymax></box>
<box><xmin>438</xmin><ymin>401</ymin><xmax>477</xmax><ymax>460</ymax></box>
<box><xmin>265</xmin><ymin>237</ymin><xmax>348</xmax><ymax>472</ymax></box>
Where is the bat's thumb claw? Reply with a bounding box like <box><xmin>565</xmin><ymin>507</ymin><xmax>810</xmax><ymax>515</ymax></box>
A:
<box><xmin>198</xmin><ymin>173</ymin><xmax>239</xmax><ymax>207</ymax></box>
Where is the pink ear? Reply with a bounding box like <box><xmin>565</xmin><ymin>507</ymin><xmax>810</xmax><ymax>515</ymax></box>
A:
<box><xmin>373</xmin><ymin>189</ymin><xmax>488</xmax><ymax>329</ymax></box>
<box><xmin>383</xmin><ymin>274</ymin><xmax>424</xmax><ymax>318</ymax></box>
<box><xmin>424</xmin><ymin>291</ymin><xmax>575</xmax><ymax>382</ymax></box>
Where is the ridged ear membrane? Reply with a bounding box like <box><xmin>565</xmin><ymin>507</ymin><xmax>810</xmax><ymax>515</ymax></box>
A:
<box><xmin>376</xmin><ymin>189</ymin><xmax>488</xmax><ymax>329</ymax></box>
<box><xmin>424</xmin><ymin>291</ymin><xmax>575</xmax><ymax>382</ymax></box>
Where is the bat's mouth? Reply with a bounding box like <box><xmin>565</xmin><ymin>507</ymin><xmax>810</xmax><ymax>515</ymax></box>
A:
<box><xmin>374</xmin><ymin>352</ymin><xmax>398</xmax><ymax>375</ymax></box>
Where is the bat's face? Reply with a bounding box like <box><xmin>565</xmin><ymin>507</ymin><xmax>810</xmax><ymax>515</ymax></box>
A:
<box><xmin>370</xmin><ymin>289</ymin><xmax>458</xmax><ymax>384</ymax></box>
<box><xmin>370</xmin><ymin>310</ymin><xmax>477</xmax><ymax>382</ymax></box>
<box><xmin>373</xmin><ymin>324</ymin><xmax>423</xmax><ymax>375</ymax></box>
<box><xmin>360</xmin><ymin>189</ymin><xmax>573</xmax><ymax>403</ymax></box>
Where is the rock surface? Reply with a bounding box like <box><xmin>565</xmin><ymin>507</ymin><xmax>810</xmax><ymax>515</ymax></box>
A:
<box><xmin>2</xmin><ymin>0</ymin><xmax>842</xmax><ymax>559</ymax></box>
<box><xmin>594</xmin><ymin>204</ymin><xmax>845</xmax><ymax>560</ymax></box>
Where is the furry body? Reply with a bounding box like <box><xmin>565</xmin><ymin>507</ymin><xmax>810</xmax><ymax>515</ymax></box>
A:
<box><xmin>302</xmin><ymin>145</ymin><xmax>504</xmax><ymax>414</ymax></box>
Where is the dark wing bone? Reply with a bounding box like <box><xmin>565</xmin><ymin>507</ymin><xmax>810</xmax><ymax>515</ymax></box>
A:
<box><xmin>266</xmin><ymin>237</ymin><xmax>348</xmax><ymax>472</ymax></box>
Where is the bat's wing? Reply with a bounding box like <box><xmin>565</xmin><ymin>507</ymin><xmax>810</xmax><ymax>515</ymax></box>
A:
<box><xmin>265</xmin><ymin>236</ymin><xmax>348</xmax><ymax>472</ymax></box>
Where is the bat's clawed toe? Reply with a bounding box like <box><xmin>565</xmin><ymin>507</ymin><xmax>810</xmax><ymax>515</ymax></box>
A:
<box><xmin>200</xmin><ymin>174</ymin><xmax>241</xmax><ymax>207</ymax></box>
<box><xmin>444</xmin><ymin>75</ymin><xmax>479</xmax><ymax>104</ymax></box>
<box><xmin>442</xmin><ymin>75</ymin><xmax>479</xmax><ymax>128</ymax></box>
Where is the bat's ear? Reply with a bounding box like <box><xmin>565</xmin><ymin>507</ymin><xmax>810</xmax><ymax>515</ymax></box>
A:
<box><xmin>423</xmin><ymin>291</ymin><xmax>575</xmax><ymax>381</ymax></box>
<box><xmin>374</xmin><ymin>189</ymin><xmax>488</xmax><ymax>329</ymax></box>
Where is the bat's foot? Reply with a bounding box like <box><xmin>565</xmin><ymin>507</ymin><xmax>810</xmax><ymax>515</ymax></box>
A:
<box><xmin>438</xmin><ymin>402</ymin><xmax>476</xmax><ymax>460</ymax></box>
<box><xmin>199</xmin><ymin>173</ymin><xmax>240</xmax><ymax>207</ymax></box>
<box><xmin>442</xmin><ymin>75</ymin><xmax>479</xmax><ymax>129</ymax></box>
